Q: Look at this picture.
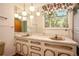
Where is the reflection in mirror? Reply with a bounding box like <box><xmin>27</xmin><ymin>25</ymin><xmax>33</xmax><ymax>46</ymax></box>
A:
<box><xmin>14</xmin><ymin>18</ymin><xmax>27</xmax><ymax>32</ymax></box>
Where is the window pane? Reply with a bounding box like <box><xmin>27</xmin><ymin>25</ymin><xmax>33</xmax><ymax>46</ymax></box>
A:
<box><xmin>44</xmin><ymin>9</ymin><xmax>68</xmax><ymax>28</ymax></box>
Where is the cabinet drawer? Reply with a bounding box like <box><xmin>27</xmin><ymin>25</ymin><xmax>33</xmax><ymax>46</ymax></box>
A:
<box><xmin>58</xmin><ymin>52</ymin><xmax>71</xmax><ymax>56</ymax></box>
<box><xmin>30</xmin><ymin>40</ymin><xmax>41</xmax><ymax>45</ymax></box>
<box><xmin>30</xmin><ymin>45</ymin><xmax>41</xmax><ymax>51</ymax></box>
<box><xmin>44</xmin><ymin>43</ymin><xmax>73</xmax><ymax>51</ymax></box>
<box><xmin>44</xmin><ymin>49</ymin><xmax>55</xmax><ymax>56</ymax></box>
<box><xmin>15</xmin><ymin>42</ymin><xmax>22</xmax><ymax>53</ymax></box>
<box><xmin>16</xmin><ymin>39</ymin><xmax>28</xmax><ymax>42</ymax></box>
<box><xmin>30</xmin><ymin>51</ymin><xmax>41</xmax><ymax>56</ymax></box>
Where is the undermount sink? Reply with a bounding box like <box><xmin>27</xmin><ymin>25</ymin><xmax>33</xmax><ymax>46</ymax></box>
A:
<box><xmin>49</xmin><ymin>35</ymin><xmax>64</xmax><ymax>40</ymax></box>
<box><xmin>15</xmin><ymin>33</ymin><xmax>30</xmax><ymax>37</ymax></box>
<box><xmin>21</xmin><ymin>33</ymin><xmax>30</xmax><ymax>37</ymax></box>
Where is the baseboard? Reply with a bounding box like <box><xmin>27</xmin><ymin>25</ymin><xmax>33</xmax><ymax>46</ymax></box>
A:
<box><xmin>77</xmin><ymin>46</ymin><xmax>79</xmax><ymax>56</ymax></box>
<box><xmin>13</xmin><ymin>53</ymin><xmax>23</xmax><ymax>56</ymax></box>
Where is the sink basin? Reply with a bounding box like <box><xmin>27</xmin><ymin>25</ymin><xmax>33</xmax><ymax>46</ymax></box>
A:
<box><xmin>49</xmin><ymin>35</ymin><xmax>64</xmax><ymax>40</ymax></box>
<box><xmin>22</xmin><ymin>34</ymin><xmax>30</xmax><ymax>37</ymax></box>
<box><xmin>15</xmin><ymin>33</ymin><xmax>30</xmax><ymax>37</ymax></box>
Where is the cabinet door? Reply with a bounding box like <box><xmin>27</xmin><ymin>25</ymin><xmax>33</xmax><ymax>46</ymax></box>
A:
<box><xmin>30</xmin><ymin>51</ymin><xmax>41</xmax><ymax>56</ymax></box>
<box><xmin>58</xmin><ymin>53</ymin><xmax>71</xmax><ymax>56</ymax></box>
<box><xmin>16</xmin><ymin>42</ymin><xmax>21</xmax><ymax>54</ymax></box>
<box><xmin>44</xmin><ymin>49</ymin><xmax>55</xmax><ymax>56</ymax></box>
<box><xmin>22</xmin><ymin>44</ymin><xmax>29</xmax><ymax>56</ymax></box>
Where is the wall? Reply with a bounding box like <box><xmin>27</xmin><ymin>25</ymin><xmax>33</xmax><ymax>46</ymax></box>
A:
<box><xmin>0</xmin><ymin>3</ymin><xmax>74</xmax><ymax>55</ymax></box>
<box><xmin>28</xmin><ymin>11</ymin><xmax>73</xmax><ymax>39</ymax></box>
<box><xmin>15</xmin><ymin>3</ymin><xmax>73</xmax><ymax>38</ymax></box>
<box><xmin>0</xmin><ymin>4</ymin><xmax>15</xmax><ymax>55</ymax></box>
<box><xmin>74</xmin><ymin>10</ymin><xmax>79</xmax><ymax>47</ymax></box>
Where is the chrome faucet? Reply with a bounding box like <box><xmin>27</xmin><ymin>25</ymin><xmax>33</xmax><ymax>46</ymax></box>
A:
<box><xmin>55</xmin><ymin>34</ymin><xmax>58</xmax><ymax>39</ymax></box>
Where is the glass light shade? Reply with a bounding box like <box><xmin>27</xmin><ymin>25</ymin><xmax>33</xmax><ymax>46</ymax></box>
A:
<box><xmin>49</xmin><ymin>11</ymin><xmax>51</xmax><ymax>14</ymax></box>
<box><xmin>22</xmin><ymin>11</ymin><xmax>27</xmax><ymax>16</ymax></box>
<box><xmin>14</xmin><ymin>13</ymin><xmax>19</xmax><ymax>18</ymax></box>
<box><xmin>18</xmin><ymin>16</ymin><xmax>21</xmax><ymax>19</ymax></box>
<box><xmin>36</xmin><ymin>12</ymin><xmax>40</xmax><ymax>16</ymax></box>
<box><xmin>22</xmin><ymin>17</ymin><xmax>27</xmax><ymax>21</ymax></box>
<box><xmin>30</xmin><ymin>15</ymin><xmax>34</xmax><ymax>19</ymax></box>
<box><xmin>29</xmin><ymin>6</ymin><xmax>35</xmax><ymax>12</ymax></box>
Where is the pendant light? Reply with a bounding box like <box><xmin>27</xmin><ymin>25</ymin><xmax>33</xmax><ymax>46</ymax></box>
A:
<box><xmin>29</xmin><ymin>3</ymin><xmax>35</xmax><ymax>12</ymax></box>
<box><xmin>14</xmin><ymin>13</ymin><xmax>19</xmax><ymax>18</ymax></box>
<box><xmin>18</xmin><ymin>15</ymin><xmax>22</xmax><ymax>19</ymax></box>
<box><xmin>36</xmin><ymin>7</ymin><xmax>40</xmax><ymax>16</ymax></box>
<box><xmin>22</xmin><ymin>3</ymin><xmax>27</xmax><ymax>16</ymax></box>
<box><xmin>14</xmin><ymin>6</ymin><xmax>19</xmax><ymax>18</ymax></box>
<box><xmin>22</xmin><ymin>16</ymin><xmax>27</xmax><ymax>21</ymax></box>
<box><xmin>30</xmin><ymin>15</ymin><xmax>34</xmax><ymax>19</ymax></box>
<box><xmin>36</xmin><ymin>12</ymin><xmax>40</xmax><ymax>16</ymax></box>
<box><xmin>36</xmin><ymin>8</ymin><xmax>40</xmax><ymax>16</ymax></box>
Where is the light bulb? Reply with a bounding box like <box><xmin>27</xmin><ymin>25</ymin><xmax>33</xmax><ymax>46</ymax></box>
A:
<box><xmin>14</xmin><ymin>13</ymin><xmax>19</xmax><ymax>18</ymax></box>
<box><xmin>22</xmin><ymin>11</ymin><xmax>27</xmax><ymax>16</ymax></box>
<box><xmin>36</xmin><ymin>12</ymin><xmax>40</xmax><ymax>16</ymax></box>
<box><xmin>18</xmin><ymin>16</ymin><xmax>21</xmax><ymax>19</ymax></box>
<box><xmin>29</xmin><ymin>6</ymin><xmax>35</xmax><ymax>12</ymax></box>
<box><xmin>30</xmin><ymin>15</ymin><xmax>34</xmax><ymax>19</ymax></box>
<box><xmin>22</xmin><ymin>17</ymin><xmax>27</xmax><ymax>21</ymax></box>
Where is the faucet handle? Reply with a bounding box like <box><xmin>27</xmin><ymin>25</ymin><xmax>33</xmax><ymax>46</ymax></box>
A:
<box><xmin>55</xmin><ymin>34</ymin><xmax>57</xmax><ymax>39</ymax></box>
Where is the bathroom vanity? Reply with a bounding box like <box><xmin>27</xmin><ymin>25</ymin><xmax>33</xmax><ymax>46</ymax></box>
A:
<box><xmin>13</xmin><ymin>3</ymin><xmax>77</xmax><ymax>56</ymax></box>
<box><xmin>15</xmin><ymin>33</ymin><xmax>77</xmax><ymax>56</ymax></box>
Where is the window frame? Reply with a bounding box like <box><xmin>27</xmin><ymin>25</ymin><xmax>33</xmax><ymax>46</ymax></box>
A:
<box><xmin>43</xmin><ymin>9</ymin><xmax>70</xmax><ymax>30</ymax></box>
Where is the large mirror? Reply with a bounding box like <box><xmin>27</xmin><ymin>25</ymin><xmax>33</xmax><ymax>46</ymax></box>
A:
<box><xmin>14</xmin><ymin>18</ymin><xmax>27</xmax><ymax>32</ymax></box>
<box><xmin>14</xmin><ymin>3</ymin><xmax>74</xmax><ymax>32</ymax></box>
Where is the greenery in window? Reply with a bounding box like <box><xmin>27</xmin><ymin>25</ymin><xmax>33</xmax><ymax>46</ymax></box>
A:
<box><xmin>44</xmin><ymin>9</ymin><xmax>68</xmax><ymax>28</ymax></box>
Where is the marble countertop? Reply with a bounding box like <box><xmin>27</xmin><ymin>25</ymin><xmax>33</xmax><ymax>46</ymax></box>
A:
<box><xmin>15</xmin><ymin>33</ymin><xmax>77</xmax><ymax>45</ymax></box>
<box><xmin>26</xmin><ymin>35</ymin><xmax>77</xmax><ymax>45</ymax></box>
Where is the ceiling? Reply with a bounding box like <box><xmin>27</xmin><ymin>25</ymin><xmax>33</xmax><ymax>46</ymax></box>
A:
<box><xmin>14</xmin><ymin>3</ymin><xmax>45</xmax><ymax>11</ymax></box>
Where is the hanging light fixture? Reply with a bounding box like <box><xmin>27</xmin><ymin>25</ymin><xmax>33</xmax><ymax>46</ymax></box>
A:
<box><xmin>14</xmin><ymin>6</ymin><xmax>19</xmax><ymax>18</ymax></box>
<box><xmin>18</xmin><ymin>15</ymin><xmax>22</xmax><ymax>19</ymax></box>
<box><xmin>22</xmin><ymin>11</ymin><xmax>27</xmax><ymax>16</ymax></box>
<box><xmin>22</xmin><ymin>3</ymin><xmax>27</xmax><ymax>16</ymax></box>
<box><xmin>30</xmin><ymin>15</ymin><xmax>34</xmax><ymax>19</ymax></box>
<box><xmin>29</xmin><ymin>3</ymin><xmax>35</xmax><ymax>12</ymax></box>
<box><xmin>14</xmin><ymin>3</ymin><xmax>43</xmax><ymax>20</ymax></box>
<box><xmin>36</xmin><ymin>12</ymin><xmax>40</xmax><ymax>16</ymax></box>
<box><xmin>36</xmin><ymin>8</ymin><xmax>40</xmax><ymax>16</ymax></box>
<box><xmin>14</xmin><ymin>13</ymin><xmax>19</xmax><ymax>18</ymax></box>
<box><xmin>22</xmin><ymin>16</ymin><xmax>27</xmax><ymax>21</ymax></box>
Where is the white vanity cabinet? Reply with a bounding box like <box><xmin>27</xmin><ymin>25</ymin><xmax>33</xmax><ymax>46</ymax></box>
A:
<box><xmin>15</xmin><ymin>41</ymin><xmax>21</xmax><ymax>55</ymax></box>
<box><xmin>15</xmin><ymin>37</ymin><xmax>29</xmax><ymax>55</ymax></box>
<box><xmin>15</xmin><ymin>35</ymin><xmax>77</xmax><ymax>56</ymax></box>
<box><xmin>43</xmin><ymin>42</ymin><xmax>76</xmax><ymax>56</ymax></box>
<box><xmin>29</xmin><ymin>39</ymin><xmax>42</xmax><ymax>56</ymax></box>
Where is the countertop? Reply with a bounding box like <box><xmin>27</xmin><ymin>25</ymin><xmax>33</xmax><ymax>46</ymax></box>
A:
<box><xmin>15</xmin><ymin>33</ymin><xmax>77</xmax><ymax>45</ymax></box>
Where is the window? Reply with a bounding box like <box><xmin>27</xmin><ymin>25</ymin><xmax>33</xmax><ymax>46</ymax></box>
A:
<box><xmin>44</xmin><ymin>9</ymin><xmax>68</xmax><ymax>29</ymax></box>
